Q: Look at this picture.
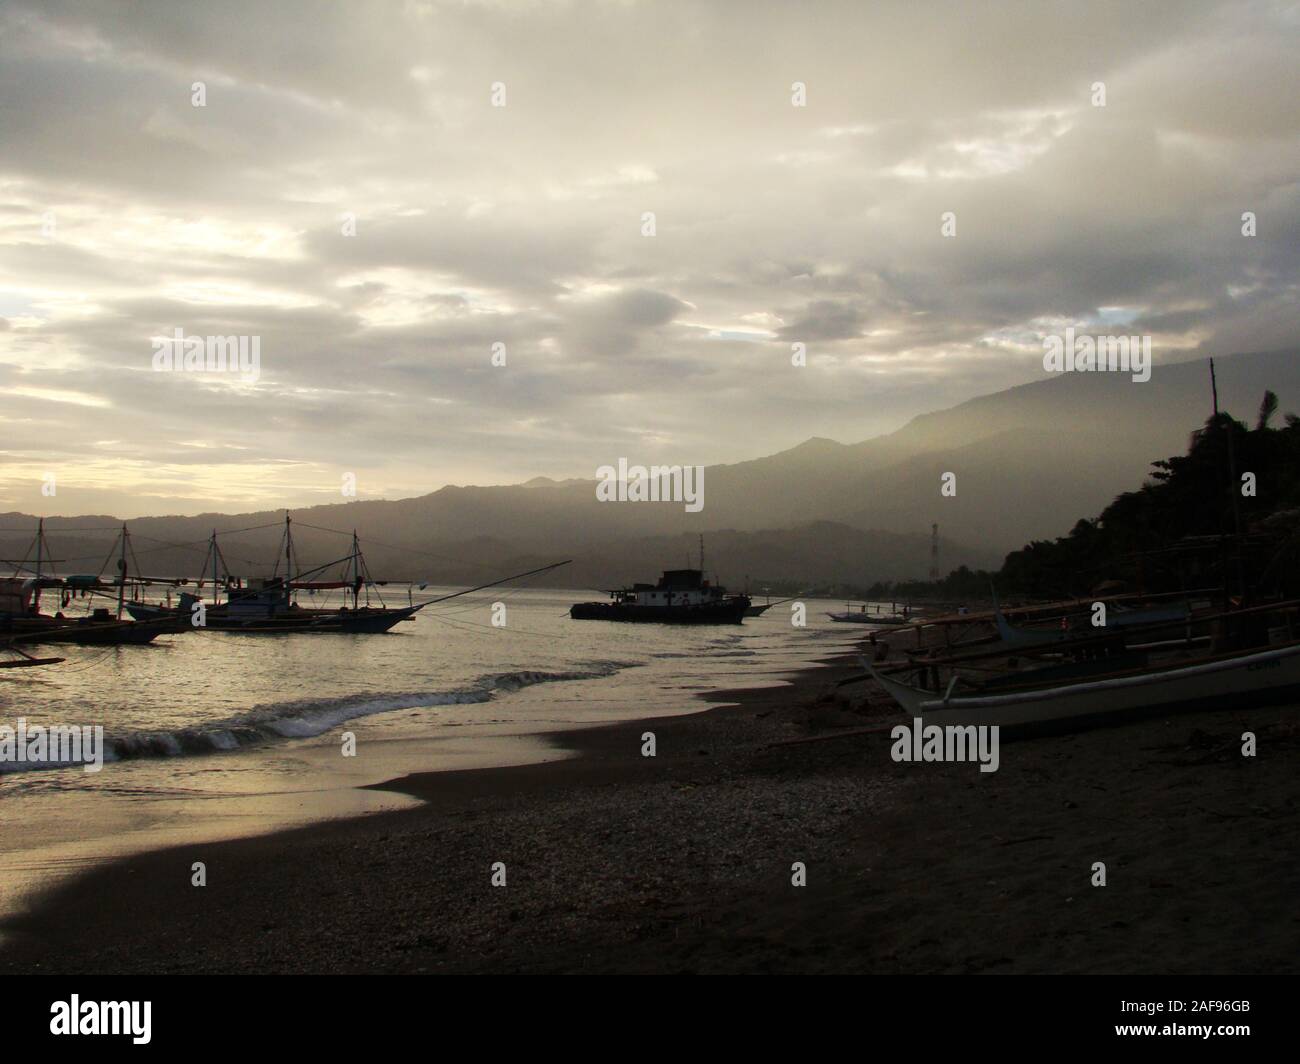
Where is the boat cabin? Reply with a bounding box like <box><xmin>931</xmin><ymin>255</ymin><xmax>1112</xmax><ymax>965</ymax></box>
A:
<box><xmin>0</xmin><ymin>577</ymin><xmax>35</xmax><ymax>617</ymax></box>
<box><xmin>620</xmin><ymin>569</ymin><xmax>722</xmax><ymax>607</ymax></box>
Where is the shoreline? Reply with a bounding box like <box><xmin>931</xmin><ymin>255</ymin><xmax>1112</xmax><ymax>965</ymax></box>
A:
<box><xmin>3</xmin><ymin>643</ymin><xmax>1297</xmax><ymax>974</ymax></box>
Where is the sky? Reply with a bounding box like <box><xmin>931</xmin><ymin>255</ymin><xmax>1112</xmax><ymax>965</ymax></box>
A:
<box><xmin>0</xmin><ymin>0</ymin><xmax>1297</xmax><ymax>517</ymax></box>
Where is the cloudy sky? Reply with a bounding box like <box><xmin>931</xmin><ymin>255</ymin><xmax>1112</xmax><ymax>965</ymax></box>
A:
<box><xmin>1</xmin><ymin>0</ymin><xmax>1297</xmax><ymax>517</ymax></box>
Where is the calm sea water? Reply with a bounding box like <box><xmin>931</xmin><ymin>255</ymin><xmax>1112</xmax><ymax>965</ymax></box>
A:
<box><xmin>0</xmin><ymin>588</ymin><xmax>874</xmax><ymax>919</ymax></box>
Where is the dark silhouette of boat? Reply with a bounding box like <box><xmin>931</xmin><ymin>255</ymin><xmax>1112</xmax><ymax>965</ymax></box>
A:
<box><xmin>571</xmin><ymin>568</ymin><xmax>750</xmax><ymax>624</ymax></box>
<box><xmin>124</xmin><ymin>517</ymin><xmax>422</xmax><ymax>633</ymax></box>
<box><xmin>2</xmin><ymin>520</ymin><xmax>176</xmax><ymax>644</ymax></box>
<box><xmin>122</xmin><ymin>516</ymin><xmax>571</xmax><ymax>634</ymax></box>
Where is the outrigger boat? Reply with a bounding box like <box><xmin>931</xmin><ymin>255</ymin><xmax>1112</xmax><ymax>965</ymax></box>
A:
<box><xmin>827</xmin><ymin>602</ymin><xmax>913</xmax><ymax>625</ymax></box>
<box><xmin>124</xmin><ymin>515</ymin><xmax>571</xmax><ymax>634</ymax></box>
<box><xmin>1</xmin><ymin>520</ymin><xmax>177</xmax><ymax>645</ymax></box>
<box><xmin>863</xmin><ymin>599</ymin><xmax>1300</xmax><ymax>733</ymax></box>
<box><xmin>992</xmin><ymin>594</ymin><xmax>1195</xmax><ymax>648</ymax></box>
<box><xmin>125</xmin><ymin>517</ymin><xmax>416</xmax><ymax>632</ymax></box>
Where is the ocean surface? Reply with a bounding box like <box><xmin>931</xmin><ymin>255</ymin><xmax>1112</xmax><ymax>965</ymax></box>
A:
<box><xmin>0</xmin><ymin>587</ymin><xmax>872</xmax><ymax>925</ymax></box>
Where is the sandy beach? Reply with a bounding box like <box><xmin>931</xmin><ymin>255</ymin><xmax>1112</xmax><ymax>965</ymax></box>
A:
<box><xmin>2</xmin><ymin>639</ymin><xmax>1296</xmax><ymax>976</ymax></box>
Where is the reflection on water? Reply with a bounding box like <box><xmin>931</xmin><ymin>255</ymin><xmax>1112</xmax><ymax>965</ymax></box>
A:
<box><xmin>0</xmin><ymin>588</ymin><xmax>861</xmax><ymax>924</ymax></box>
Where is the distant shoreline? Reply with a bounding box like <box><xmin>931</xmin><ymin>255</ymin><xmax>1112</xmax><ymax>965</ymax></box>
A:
<box><xmin>3</xmin><ymin>642</ymin><xmax>1296</xmax><ymax>974</ymax></box>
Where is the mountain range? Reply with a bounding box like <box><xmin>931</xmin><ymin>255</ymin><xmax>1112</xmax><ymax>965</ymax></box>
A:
<box><xmin>4</xmin><ymin>348</ymin><xmax>1297</xmax><ymax>591</ymax></box>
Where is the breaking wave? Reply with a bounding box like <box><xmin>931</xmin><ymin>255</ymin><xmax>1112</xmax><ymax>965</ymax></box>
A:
<box><xmin>2</xmin><ymin>664</ymin><xmax>632</xmax><ymax>774</ymax></box>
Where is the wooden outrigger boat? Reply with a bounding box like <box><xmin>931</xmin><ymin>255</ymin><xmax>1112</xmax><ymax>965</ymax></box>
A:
<box><xmin>992</xmin><ymin>597</ymin><xmax>1195</xmax><ymax>648</ymax></box>
<box><xmin>863</xmin><ymin>599</ymin><xmax>1300</xmax><ymax>733</ymax></box>
<box><xmin>827</xmin><ymin>602</ymin><xmax>913</xmax><ymax>625</ymax></box>
<box><xmin>124</xmin><ymin>517</ymin><xmax>418</xmax><ymax>633</ymax></box>
<box><xmin>124</xmin><ymin>516</ymin><xmax>571</xmax><ymax>634</ymax></box>
<box><xmin>1</xmin><ymin>520</ymin><xmax>177</xmax><ymax>645</ymax></box>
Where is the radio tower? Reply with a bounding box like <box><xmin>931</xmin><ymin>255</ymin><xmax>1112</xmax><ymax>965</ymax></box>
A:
<box><xmin>929</xmin><ymin>523</ymin><xmax>940</xmax><ymax>582</ymax></box>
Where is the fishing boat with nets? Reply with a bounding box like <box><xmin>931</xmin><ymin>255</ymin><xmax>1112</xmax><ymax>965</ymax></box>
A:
<box><xmin>123</xmin><ymin>514</ymin><xmax>569</xmax><ymax>634</ymax></box>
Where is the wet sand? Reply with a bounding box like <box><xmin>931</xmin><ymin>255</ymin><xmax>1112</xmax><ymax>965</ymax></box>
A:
<box><xmin>2</xmin><ymin>646</ymin><xmax>1297</xmax><ymax>974</ymax></box>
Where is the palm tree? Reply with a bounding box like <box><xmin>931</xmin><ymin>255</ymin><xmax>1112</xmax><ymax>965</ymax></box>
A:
<box><xmin>1256</xmin><ymin>389</ymin><xmax>1279</xmax><ymax>430</ymax></box>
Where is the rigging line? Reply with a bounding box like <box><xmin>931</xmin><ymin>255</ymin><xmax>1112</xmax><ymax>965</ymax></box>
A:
<box><xmin>419</xmin><ymin>576</ymin><xmax>563</xmax><ymax>618</ymax></box>
<box><xmin>0</xmin><ymin>525</ymin><xmax>123</xmax><ymax>533</ymax></box>
<box><xmin>417</xmin><ymin>560</ymin><xmax>573</xmax><ymax>608</ymax></box>
<box><xmin>129</xmin><ymin>520</ymin><xmax>285</xmax><ymax>540</ymax></box>
<box><xmin>49</xmin><ymin>647</ymin><xmax>124</xmax><ymax>673</ymax></box>
<box><xmin>418</xmin><ymin>569</ymin><xmax>577</xmax><ymax>623</ymax></box>
<box><xmin>290</xmin><ymin>521</ymin><xmax>510</xmax><ymax>573</ymax></box>
<box><xmin>128</xmin><ymin>535</ymin><xmax>219</xmax><ymax>551</ymax></box>
<box><xmin>421</xmin><ymin>611</ymin><xmax>558</xmax><ymax>639</ymax></box>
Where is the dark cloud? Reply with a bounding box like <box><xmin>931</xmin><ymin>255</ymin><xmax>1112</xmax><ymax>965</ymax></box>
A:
<box><xmin>0</xmin><ymin>0</ymin><xmax>1296</xmax><ymax>515</ymax></box>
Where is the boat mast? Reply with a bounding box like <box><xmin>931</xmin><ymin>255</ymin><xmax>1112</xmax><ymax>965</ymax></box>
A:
<box><xmin>210</xmin><ymin>529</ymin><xmax>220</xmax><ymax>606</ymax></box>
<box><xmin>351</xmin><ymin>530</ymin><xmax>361</xmax><ymax>610</ymax></box>
<box><xmin>116</xmin><ymin>522</ymin><xmax>128</xmax><ymax>620</ymax></box>
<box><xmin>33</xmin><ymin>517</ymin><xmax>43</xmax><ymax>611</ymax></box>
<box><xmin>284</xmin><ymin>512</ymin><xmax>295</xmax><ymax>605</ymax></box>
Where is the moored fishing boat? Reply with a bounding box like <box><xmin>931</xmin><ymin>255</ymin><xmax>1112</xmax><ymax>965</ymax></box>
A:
<box><xmin>571</xmin><ymin>537</ymin><xmax>749</xmax><ymax>624</ymax></box>
<box><xmin>571</xmin><ymin>569</ymin><xmax>750</xmax><ymax>623</ymax></box>
<box><xmin>827</xmin><ymin>602</ymin><xmax>913</xmax><ymax>625</ymax></box>
<box><xmin>124</xmin><ymin>519</ymin><xmax>420</xmax><ymax>633</ymax></box>
<box><xmin>123</xmin><ymin>516</ymin><xmax>572</xmax><ymax>634</ymax></box>
<box><xmin>1</xmin><ymin>520</ymin><xmax>177</xmax><ymax>645</ymax></box>
<box><xmin>864</xmin><ymin>599</ymin><xmax>1300</xmax><ymax>732</ymax></box>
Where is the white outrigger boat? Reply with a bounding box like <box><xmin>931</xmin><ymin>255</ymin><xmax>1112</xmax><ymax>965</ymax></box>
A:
<box><xmin>864</xmin><ymin>599</ymin><xmax>1300</xmax><ymax>732</ymax></box>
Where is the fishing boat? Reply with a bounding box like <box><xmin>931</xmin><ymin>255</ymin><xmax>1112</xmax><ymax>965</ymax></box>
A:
<box><xmin>571</xmin><ymin>538</ymin><xmax>749</xmax><ymax>624</ymax></box>
<box><xmin>827</xmin><ymin>602</ymin><xmax>913</xmax><ymax>625</ymax></box>
<box><xmin>1</xmin><ymin>521</ymin><xmax>177</xmax><ymax>645</ymax></box>
<box><xmin>127</xmin><ymin>519</ymin><xmax>424</xmax><ymax>633</ymax></box>
<box><xmin>571</xmin><ymin>569</ymin><xmax>750</xmax><ymax>624</ymax></box>
<box><xmin>864</xmin><ymin>599</ymin><xmax>1300</xmax><ymax>732</ymax></box>
<box><xmin>992</xmin><ymin>598</ymin><xmax>1194</xmax><ymax>647</ymax></box>
<box><xmin>124</xmin><ymin>516</ymin><xmax>572</xmax><ymax>634</ymax></box>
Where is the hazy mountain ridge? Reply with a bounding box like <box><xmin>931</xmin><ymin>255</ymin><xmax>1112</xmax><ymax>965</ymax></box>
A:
<box><xmin>3</xmin><ymin>349</ymin><xmax>1296</xmax><ymax>586</ymax></box>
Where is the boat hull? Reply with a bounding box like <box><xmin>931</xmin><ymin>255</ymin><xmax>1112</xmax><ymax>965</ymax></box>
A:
<box><xmin>570</xmin><ymin>599</ymin><xmax>749</xmax><ymax>624</ymax></box>
<box><xmin>0</xmin><ymin>616</ymin><xmax>173</xmax><ymax>645</ymax></box>
<box><xmin>868</xmin><ymin>640</ymin><xmax>1300</xmax><ymax>732</ymax></box>
<box><xmin>126</xmin><ymin>602</ymin><xmax>417</xmax><ymax>633</ymax></box>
